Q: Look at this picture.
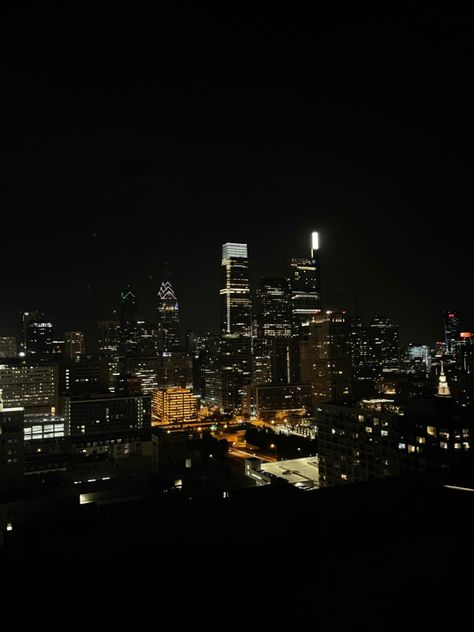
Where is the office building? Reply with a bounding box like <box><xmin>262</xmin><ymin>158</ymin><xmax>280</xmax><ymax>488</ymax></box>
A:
<box><xmin>64</xmin><ymin>331</ymin><xmax>86</xmax><ymax>359</ymax></box>
<box><xmin>256</xmin><ymin>277</ymin><xmax>291</xmax><ymax>338</ymax></box>
<box><xmin>157</xmin><ymin>281</ymin><xmax>181</xmax><ymax>350</ymax></box>
<box><xmin>309</xmin><ymin>312</ymin><xmax>352</xmax><ymax>404</ymax></box>
<box><xmin>289</xmin><ymin>232</ymin><xmax>321</xmax><ymax>338</ymax></box>
<box><xmin>62</xmin><ymin>393</ymin><xmax>151</xmax><ymax>437</ymax></box>
<box><xmin>98</xmin><ymin>320</ymin><xmax>120</xmax><ymax>357</ymax></box>
<box><xmin>444</xmin><ymin>310</ymin><xmax>460</xmax><ymax>355</ymax></box>
<box><xmin>0</xmin><ymin>363</ymin><xmax>57</xmax><ymax>412</ymax></box>
<box><xmin>0</xmin><ymin>337</ymin><xmax>16</xmax><ymax>359</ymax></box>
<box><xmin>0</xmin><ymin>393</ymin><xmax>24</xmax><ymax>493</ymax></box>
<box><xmin>152</xmin><ymin>387</ymin><xmax>199</xmax><ymax>422</ymax></box>
<box><xmin>119</xmin><ymin>287</ymin><xmax>139</xmax><ymax>356</ymax></box>
<box><xmin>220</xmin><ymin>242</ymin><xmax>251</xmax><ymax>336</ymax></box>
<box><xmin>220</xmin><ymin>334</ymin><xmax>251</xmax><ymax>411</ymax></box>
<box><xmin>243</xmin><ymin>383</ymin><xmax>312</xmax><ymax>419</ymax></box>
<box><xmin>21</xmin><ymin>311</ymin><xmax>53</xmax><ymax>359</ymax></box>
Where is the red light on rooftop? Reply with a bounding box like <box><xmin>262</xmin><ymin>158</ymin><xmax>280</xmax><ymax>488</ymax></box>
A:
<box><xmin>448</xmin><ymin>313</ymin><xmax>455</xmax><ymax>318</ymax></box>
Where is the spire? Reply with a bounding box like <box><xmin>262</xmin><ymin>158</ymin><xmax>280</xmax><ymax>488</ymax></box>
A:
<box><xmin>437</xmin><ymin>361</ymin><xmax>451</xmax><ymax>397</ymax></box>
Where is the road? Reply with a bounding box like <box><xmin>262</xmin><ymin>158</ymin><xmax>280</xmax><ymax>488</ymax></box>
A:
<box><xmin>228</xmin><ymin>447</ymin><xmax>276</xmax><ymax>463</ymax></box>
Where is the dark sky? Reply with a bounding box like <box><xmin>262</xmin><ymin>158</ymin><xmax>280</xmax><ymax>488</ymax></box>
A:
<box><xmin>1</xmin><ymin>7</ymin><xmax>473</xmax><ymax>345</ymax></box>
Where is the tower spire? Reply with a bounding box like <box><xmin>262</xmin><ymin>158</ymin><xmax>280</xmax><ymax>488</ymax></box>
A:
<box><xmin>437</xmin><ymin>361</ymin><xmax>451</xmax><ymax>397</ymax></box>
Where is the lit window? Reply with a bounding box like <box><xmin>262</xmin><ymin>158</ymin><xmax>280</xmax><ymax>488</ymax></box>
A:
<box><xmin>417</xmin><ymin>436</ymin><xmax>426</xmax><ymax>444</ymax></box>
<box><xmin>427</xmin><ymin>426</ymin><xmax>437</xmax><ymax>436</ymax></box>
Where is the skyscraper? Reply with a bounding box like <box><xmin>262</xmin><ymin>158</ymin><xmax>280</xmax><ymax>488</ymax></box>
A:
<box><xmin>220</xmin><ymin>243</ymin><xmax>251</xmax><ymax>336</ymax></box>
<box><xmin>20</xmin><ymin>311</ymin><xmax>53</xmax><ymax>359</ymax></box>
<box><xmin>98</xmin><ymin>320</ymin><xmax>120</xmax><ymax>357</ymax></box>
<box><xmin>444</xmin><ymin>310</ymin><xmax>460</xmax><ymax>355</ymax></box>
<box><xmin>64</xmin><ymin>331</ymin><xmax>85</xmax><ymax>359</ymax></box>
<box><xmin>157</xmin><ymin>281</ymin><xmax>180</xmax><ymax>350</ymax></box>
<box><xmin>119</xmin><ymin>287</ymin><xmax>139</xmax><ymax>356</ymax></box>
<box><xmin>256</xmin><ymin>277</ymin><xmax>291</xmax><ymax>339</ymax></box>
<box><xmin>289</xmin><ymin>232</ymin><xmax>321</xmax><ymax>339</ymax></box>
<box><xmin>309</xmin><ymin>311</ymin><xmax>352</xmax><ymax>405</ymax></box>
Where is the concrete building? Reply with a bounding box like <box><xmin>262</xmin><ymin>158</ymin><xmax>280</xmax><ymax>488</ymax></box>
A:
<box><xmin>309</xmin><ymin>312</ymin><xmax>352</xmax><ymax>405</ymax></box>
<box><xmin>243</xmin><ymin>383</ymin><xmax>312</xmax><ymax>419</ymax></box>
<box><xmin>152</xmin><ymin>387</ymin><xmax>199</xmax><ymax>423</ymax></box>
<box><xmin>0</xmin><ymin>362</ymin><xmax>57</xmax><ymax>413</ymax></box>
<box><xmin>0</xmin><ymin>337</ymin><xmax>16</xmax><ymax>359</ymax></box>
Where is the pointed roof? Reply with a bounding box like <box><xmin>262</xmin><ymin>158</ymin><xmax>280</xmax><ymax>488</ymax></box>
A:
<box><xmin>437</xmin><ymin>361</ymin><xmax>451</xmax><ymax>397</ymax></box>
<box><xmin>158</xmin><ymin>281</ymin><xmax>177</xmax><ymax>301</ymax></box>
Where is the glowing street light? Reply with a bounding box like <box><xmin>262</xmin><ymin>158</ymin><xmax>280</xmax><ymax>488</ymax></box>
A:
<box><xmin>270</xmin><ymin>443</ymin><xmax>276</xmax><ymax>457</ymax></box>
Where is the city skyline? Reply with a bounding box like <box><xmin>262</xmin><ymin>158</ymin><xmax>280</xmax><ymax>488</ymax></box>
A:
<box><xmin>0</xmin><ymin>230</ymin><xmax>470</xmax><ymax>346</ymax></box>
<box><xmin>2</xmin><ymin>7</ymin><xmax>474</xmax><ymax>345</ymax></box>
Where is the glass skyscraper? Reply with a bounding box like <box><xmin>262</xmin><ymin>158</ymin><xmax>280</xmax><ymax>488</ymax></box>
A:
<box><xmin>220</xmin><ymin>242</ymin><xmax>251</xmax><ymax>336</ymax></box>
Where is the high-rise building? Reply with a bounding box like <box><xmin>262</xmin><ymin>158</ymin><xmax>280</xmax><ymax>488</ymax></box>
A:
<box><xmin>317</xmin><ymin>397</ymin><xmax>472</xmax><ymax>487</ymax></box>
<box><xmin>64</xmin><ymin>331</ymin><xmax>85</xmax><ymax>359</ymax></box>
<box><xmin>0</xmin><ymin>392</ymin><xmax>25</xmax><ymax>542</ymax></box>
<box><xmin>289</xmin><ymin>232</ymin><xmax>321</xmax><ymax>339</ymax></box>
<box><xmin>119</xmin><ymin>287</ymin><xmax>139</xmax><ymax>356</ymax></box>
<box><xmin>309</xmin><ymin>312</ymin><xmax>352</xmax><ymax>405</ymax></box>
<box><xmin>152</xmin><ymin>387</ymin><xmax>199</xmax><ymax>422</ymax></box>
<box><xmin>220</xmin><ymin>334</ymin><xmax>252</xmax><ymax>411</ymax></box>
<box><xmin>0</xmin><ymin>337</ymin><xmax>16</xmax><ymax>359</ymax></box>
<box><xmin>348</xmin><ymin>315</ymin><xmax>399</xmax><ymax>378</ymax></box>
<box><xmin>0</xmin><ymin>363</ymin><xmax>57</xmax><ymax>413</ymax></box>
<box><xmin>444</xmin><ymin>310</ymin><xmax>460</xmax><ymax>355</ymax></box>
<box><xmin>62</xmin><ymin>394</ymin><xmax>151</xmax><ymax>438</ymax></box>
<box><xmin>0</xmin><ymin>392</ymin><xmax>24</xmax><ymax>494</ymax></box>
<box><xmin>256</xmin><ymin>277</ymin><xmax>291</xmax><ymax>338</ymax></box>
<box><xmin>157</xmin><ymin>281</ymin><xmax>180</xmax><ymax>350</ymax></box>
<box><xmin>408</xmin><ymin>344</ymin><xmax>431</xmax><ymax>370</ymax></box>
<box><xmin>200</xmin><ymin>334</ymin><xmax>221</xmax><ymax>406</ymax></box>
<box><xmin>58</xmin><ymin>358</ymin><xmax>104</xmax><ymax>395</ymax></box>
<box><xmin>21</xmin><ymin>311</ymin><xmax>53</xmax><ymax>359</ymax></box>
<box><xmin>220</xmin><ymin>243</ymin><xmax>251</xmax><ymax>336</ymax></box>
<box><xmin>242</xmin><ymin>383</ymin><xmax>312</xmax><ymax>419</ymax></box>
<box><xmin>98</xmin><ymin>320</ymin><xmax>120</xmax><ymax>357</ymax></box>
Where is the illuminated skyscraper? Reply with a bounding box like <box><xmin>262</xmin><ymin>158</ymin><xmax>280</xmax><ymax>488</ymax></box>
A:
<box><xmin>64</xmin><ymin>331</ymin><xmax>85</xmax><ymax>359</ymax></box>
<box><xmin>220</xmin><ymin>242</ymin><xmax>251</xmax><ymax>336</ymax></box>
<box><xmin>289</xmin><ymin>232</ymin><xmax>321</xmax><ymax>338</ymax></box>
<box><xmin>444</xmin><ymin>310</ymin><xmax>460</xmax><ymax>355</ymax></box>
<box><xmin>119</xmin><ymin>287</ymin><xmax>139</xmax><ymax>356</ymax></box>
<box><xmin>98</xmin><ymin>320</ymin><xmax>120</xmax><ymax>357</ymax></box>
<box><xmin>256</xmin><ymin>277</ymin><xmax>291</xmax><ymax>338</ymax></box>
<box><xmin>309</xmin><ymin>312</ymin><xmax>352</xmax><ymax>404</ymax></box>
<box><xmin>20</xmin><ymin>311</ymin><xmax>53</xmax><ymax>359</ymax></box>
<box><xmin>157</xmin><ymin>281</ymin><xmax>180</xmax><ymax>350</ymax></box>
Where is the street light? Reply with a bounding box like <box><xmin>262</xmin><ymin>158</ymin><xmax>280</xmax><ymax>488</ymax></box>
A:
<box><xmin>270</xmin><ymin>443</ymin><xmax>276</xmax><ymax>457</ymax></box>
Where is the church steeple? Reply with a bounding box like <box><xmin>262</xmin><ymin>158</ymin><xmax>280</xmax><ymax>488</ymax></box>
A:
<box><xmin>437</xmin><ymin>361</ymin><xmax>451</xmax><ymax>397</ymax></box>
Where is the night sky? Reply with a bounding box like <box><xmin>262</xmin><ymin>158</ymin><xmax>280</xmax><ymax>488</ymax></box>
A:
<box><xmin>1</xmin><ymin>7</ymin><xmax>473</xmax><ymax>345</ymax></box>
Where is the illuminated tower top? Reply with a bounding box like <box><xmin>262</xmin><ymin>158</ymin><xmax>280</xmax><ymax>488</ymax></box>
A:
<box><xmin>222</xmin><ymin>243</ymin><xmax>248</xmax><ymax>262</ymax></box>
<box><xmin>311</xmin><ymin>231</ymin><xmax>319</xmax><ymax>258</ymax></box>
<box><xmin>437</xmin><ymin>361</ymin><xmax>451</xmax><ymax>397</ymax></box>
